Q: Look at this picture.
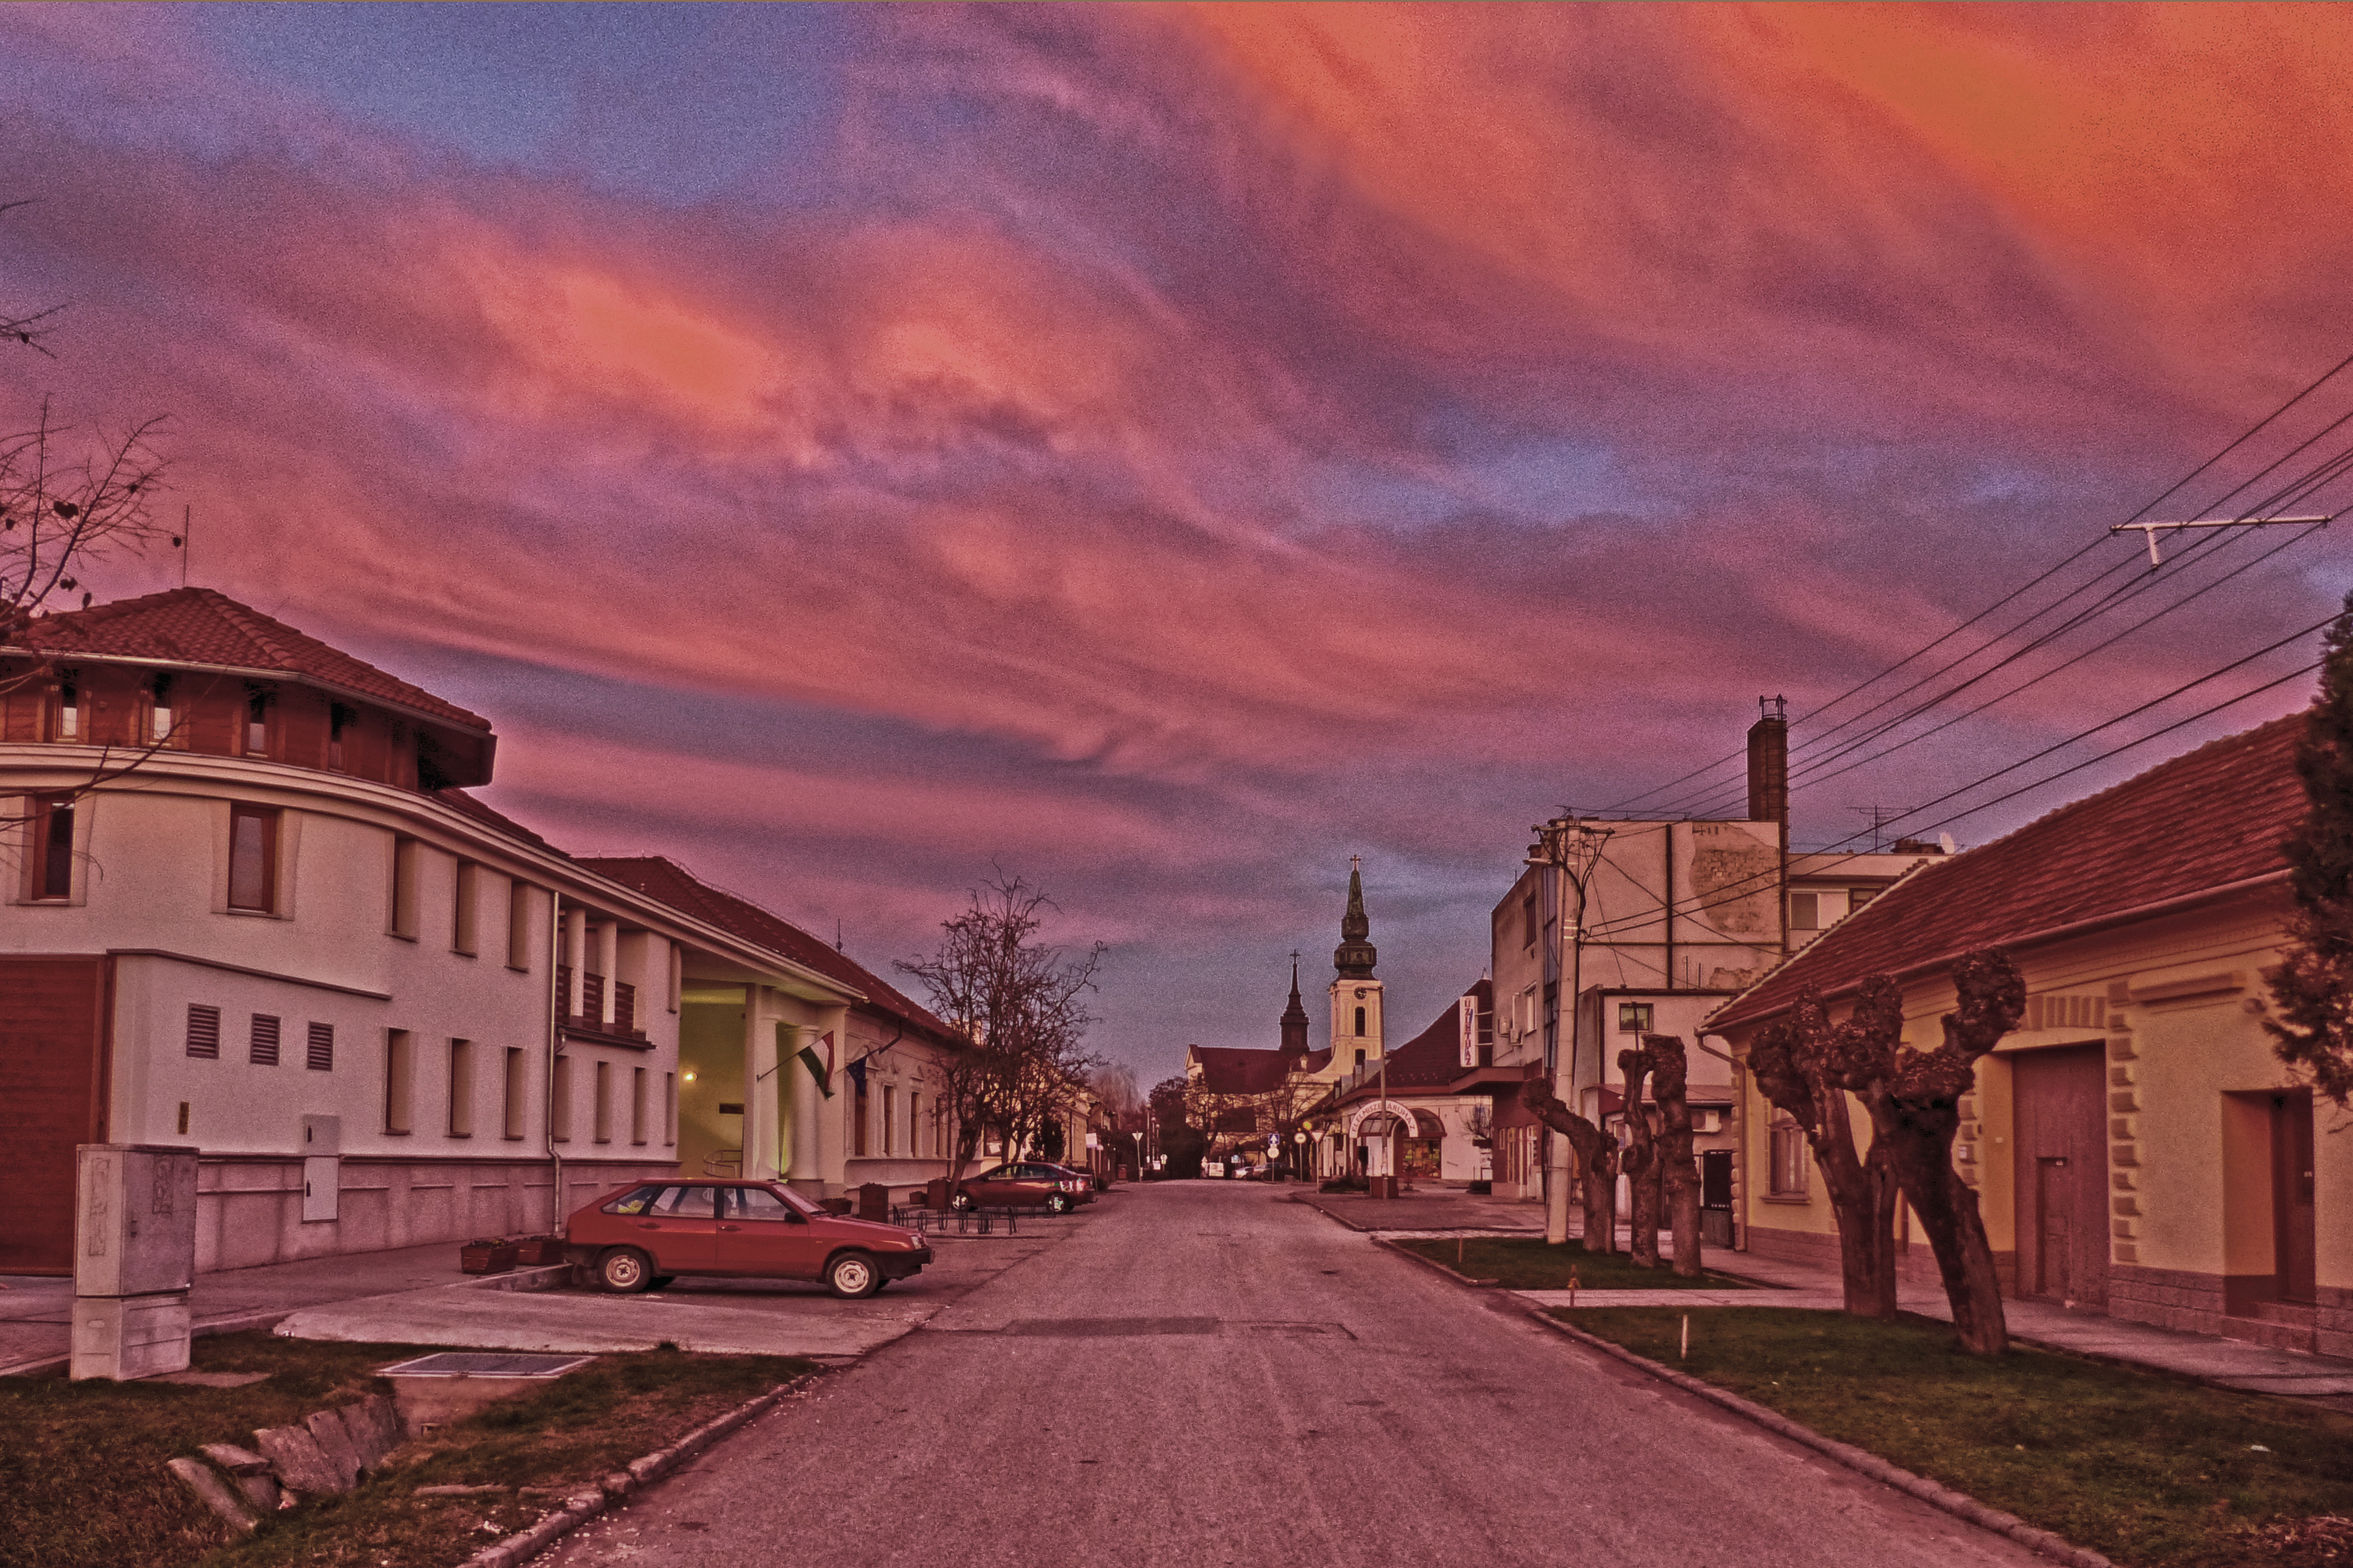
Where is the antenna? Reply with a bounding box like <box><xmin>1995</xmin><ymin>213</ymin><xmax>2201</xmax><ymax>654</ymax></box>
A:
<box><xmin>1849</xmin><ymin>804</ymin><xmax>1900</xmax><ymax>852</ymax></box>
<box><xmin>2109</xmin><ymin>514</ymin><xmax>2327</xmax><ymax>568</ymax></box>
<box><xmin>179</xmin><ymin>504</ymin><xmax>190</xmax><ymax>587</ymax></box>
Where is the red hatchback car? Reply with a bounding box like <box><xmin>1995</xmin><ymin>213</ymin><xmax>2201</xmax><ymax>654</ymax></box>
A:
<box><xmin>564</xmin><ymin>1178</ymin><xmax>931</xmax><ymax>1299</ymax></box>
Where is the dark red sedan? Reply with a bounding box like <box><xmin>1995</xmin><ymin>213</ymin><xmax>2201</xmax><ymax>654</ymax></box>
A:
<box><xmin>564</xmin><ymin>1178</ymin><xmax>931</xmax><ymax>1298</ymax></box>
<box><xmin>950</xmin><ymin>1162</ymin><xmax>1095</xmax><ymax>1214</ymax></box>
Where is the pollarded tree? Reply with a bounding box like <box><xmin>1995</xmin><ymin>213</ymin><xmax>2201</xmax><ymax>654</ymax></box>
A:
<box><xmin>1857</xmin><ymin>948</ymin><xmax>2025</xmax><ymax>1356</ymax></box>
<box><xmin>1616</xmin><ymin>1043</ymin><xmax>1663</xmax><ymax>1268</ymax></box>
<box><xmin>1519</xmin><ymin>1079</ymin><xmax>1619</xmax><ymax>1255</ymax></box>
<box><xmin>1750</xmin><ymin>979</ymin><xmax>1902</xmax><ymax>1319</ymax></box>
<box><xmin>2266</xmin><ymin>590</ymin><xmax>2353</xmax><ymax>1110</ymax></box>
<box><xmin>1642</xmin><ymin>1034</ymin><xmax>1704</xmax><ymax>1280</ymax></box>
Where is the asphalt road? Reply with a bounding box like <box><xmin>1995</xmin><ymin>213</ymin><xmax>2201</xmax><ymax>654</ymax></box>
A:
<box><xmin>546</xmin><ymin>1183</ymin><xmax>2048</xmax><ymax>1568</ymax></box>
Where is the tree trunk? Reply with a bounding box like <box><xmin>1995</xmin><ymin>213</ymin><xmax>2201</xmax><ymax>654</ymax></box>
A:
<box><xmin>1520</xmin><ymin>1080</ymin><xmax>1617</xmax><ymax>1254</ymax></box>
<box><xmin>1618</xmin><ymin>1048</ymin><xmax>1660</xmax><ymax>1268</ymax></box>
<box><xmin>1806</xmin><ymin>1078</ymin><xmax>1900</xmax><ymax>1320</ymax></box>
<box><xmin>1876</xmin><ymin>1090</ymin><xmax>2007</xmax><ymax>1355</ymax></box>
<box><xmin>1645</xmin><ymin>1035</ymin><xmax>1704</xmax><ymax>1278</ymax></box>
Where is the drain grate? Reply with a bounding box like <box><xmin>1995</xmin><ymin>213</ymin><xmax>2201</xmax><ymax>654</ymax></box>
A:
<box><xmin>380</xmin><ymin>1352</ymin><xmax>594</xmax><ymax>1378</ymax></box>
<box><xmin>1001</xmin><ymin>1317</ymin><xmax>1220</xmax><ymax>1337</ymax></box>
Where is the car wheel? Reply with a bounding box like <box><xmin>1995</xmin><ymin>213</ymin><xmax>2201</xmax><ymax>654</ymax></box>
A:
<box><xmin>597</xmin><ymin>1247</ymin><xmax>653</xmax><ymax>1293</ymax></box>
<box><xmin>1046</xmin><ymin>1193</ymin><xmax>1073</xmax><ymax>1215</ymax></box>
<box><xmin>949</xmin><ymin>1191</ymin><xmax>973</xmax><ymax>1212</ymax></box>
<box><xmin>826</xmin><ymin>1251</ymin><xmax>881</xmax><ymax>1299</ymax></box>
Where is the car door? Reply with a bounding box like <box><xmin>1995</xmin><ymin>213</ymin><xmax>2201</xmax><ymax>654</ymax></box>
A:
<box><xmin>620</xmin><ymin>1184</ymin><xmax>717</xmax><ymax>1274</ymax></box>
<box><xmin>966</xmin><ymin>1165</ymin><xmax>1017</xmax><ymax>1204</ymax></box>
<box><xmin>713</xmin><ymin>1184</ymin><xmax>826</xmax><ymax>1279</ymax></box>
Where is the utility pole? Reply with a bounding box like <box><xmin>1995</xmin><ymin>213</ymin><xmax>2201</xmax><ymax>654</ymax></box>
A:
<box><xmin>1529</xmin><ymin>813</ymin><xmax>1612</xmax><ymax>1247</ymax></box>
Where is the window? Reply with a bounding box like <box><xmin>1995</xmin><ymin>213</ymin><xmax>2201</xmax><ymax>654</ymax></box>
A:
<box><xmin>1769</xmin><ymin>1114</ymin><xmax>1808</xmax><ymax>1198</ymax></box>
<box><xmin>251</xmin><ymin>1014</ymin><xmax>280</xmax><ymax>1066</ymax></box>
<box><xmin>389</xmin><ymin>837</ymin><xmax>420</xmax><ymax>938</ymax></box>
<box><xmin>243</xmin><ymin>688</ymin><xmax>271</xmax><ymax>757</ymax></box>
<box><xmin>306</xmin><ymin>1021</ymin><xmax>334</xmax><ymax>1072</ymax></box>
<box><xmin>662</xmin><ymin>1071</ymin><xmax>676</xmax><ymax>1147</ymax></box>
<box><xmin>551</xmin><ymin>1054</ymin><xmax>573</xmax><ymax>1142</ymax></box>
<box><xmin>1618</xmin><ymin>1002</ymin><xmax>1653</xmax><ymax>1034</ymax></box>
<box><xmin>882</xmin><ymin>1084</ymin><xmax>896</xmax><ymax>1156</ymax></box>
<box><xmin>1522</xmin><ymin>893</ymin><xmax>1537</xmax><ymax>949</ymax></box>
<box><xmin>1353</xmin><ymin>1006</ymin><xmax>1366</xmax><ymax>1036</ymax></box>
<box><xmin>630</xmin><ymin>1067</ymin><xmax>647</xmax><ymax>1146</ymax></box>
<box><xmin>53</xmin><ymin>678</ymin><xmax>78</xmax><ymax>741</ymax></box>
<box><xmin>447</xmin><ymin>1038</ymin><xmax>474</xmax><ymax>1136</ymax></box>
<box><xmin>228</xmin><ymin>805</ymin><xmax>278</xmax><ymax>913</ymax></box>
<box><xmin>507</xmin><ymin>879</ymin><xmax>533</xmax><ymax>971</ymax></box>
<box><xmin>452</xmin><ymin>862</ymin><xmax>478</xmax><ymax>954</ymax></box>
<box><xmin>1851</xmin><ymin>886</ymin><xmax>1880</xmax><ymax>910</ymax></box>
<box><xmin>504</xmin><ymin>1048</ymin><xmax>527</xmax><ymax>1139</ymax></box>
<box><xmin>1787</xmin><ymin>892</ymin><xmax>1820</xmax><ymax>931</ymax></box>
<box><xmin>593</xmin><ymin>1060</ymin><xmax>612</xmax><ymax>1143</ymax></box>
<box><xmin>854</xmin><ymin>1076</ymin><xmax>870</xmax><ymax>1156</ymax></box>
<box><xmin>906</xmin><ymin>1091</ymin><xmax>920</xmax><ymax>1157</ymax></box>
<box><xmin>668</xmin><ymin>943</ymin><xmax>681</xmax><ymax>1013</ymax></box>
<box><xmin>1353</xmin><ymin>1048</ymin><xmax>1366</xmax><ymax>1069</ymax></box>
<box><xmin>385</xmin><ymin>1030</ymin><xmax>412</xmax><ymax>1132</ymax></box>
<box><xmin>186</xmin><ymin>1004</ymin><xmax>221</xmax><ymax>1059</ymax></box>
<box><xmin>328</xmin><ymin>704</ymin><xmax>351</xmax><ymax>771</ymax></box>
<box><xmin>149</xmin><ymin>675</ymin><xmax>177</xmax><ymax>746</ymax></box>
<box><xmin>727</xmin><ymin>1185</ymin><xmax>797</xmax><ymax>1222</ymax></box>
<box><xmin>31</xmin><ymin>796</ymin><xmax>73</xmax><ymax>900</ymax></box>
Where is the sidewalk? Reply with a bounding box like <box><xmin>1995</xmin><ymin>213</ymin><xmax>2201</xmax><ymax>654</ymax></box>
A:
<box><xmin>1290</xmin><ymin>1188</ymin><xmax>2353</xmax><ymax>1410</ymax></box>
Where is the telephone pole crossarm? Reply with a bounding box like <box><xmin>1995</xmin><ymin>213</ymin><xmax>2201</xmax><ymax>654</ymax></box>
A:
<box><xmin>2109</xmin><ymin>514</ymin><xmax>2329</xmax><ymax>568</ymax></box>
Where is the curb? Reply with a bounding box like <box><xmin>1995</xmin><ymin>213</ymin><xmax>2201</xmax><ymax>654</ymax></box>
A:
<box><xmin>1525</xmin><ymin>1309</ymin><xmax>2111</xmax><ymax>1568</ymax></box>
<box><xmin>460</xmin><ymin>1372</ymin><xmax>819</xmax><ymax>1568</ymax></box>
<box><xmin>1374</xmin><ymin>1237</ymin><xmax>1501</xmax><ymax>1288</ymax></box>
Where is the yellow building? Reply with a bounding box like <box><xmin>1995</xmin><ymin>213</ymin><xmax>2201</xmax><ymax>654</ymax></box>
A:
<box><xmin>1707</xmin><ymin>714</ymin><xmax>2347</xmax><ymax>1357</ymax></box>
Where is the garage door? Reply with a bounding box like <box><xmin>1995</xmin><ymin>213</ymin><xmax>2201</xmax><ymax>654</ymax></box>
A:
<box><xmin>0</xmin><ymin>956</ymin><xmax>109</xmax><ymax>1274</ymax></box>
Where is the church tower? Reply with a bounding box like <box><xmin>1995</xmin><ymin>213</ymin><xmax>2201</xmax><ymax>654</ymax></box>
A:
<box><xmin>1279</xmin><ymin>954</ymin><xmax>1310</xmax><ymax>1060</ymax></box>
<box><xmin>1330</xmin><ymin>857</ymin><xmax>1385</xmax><ymax>1071</ymax></box>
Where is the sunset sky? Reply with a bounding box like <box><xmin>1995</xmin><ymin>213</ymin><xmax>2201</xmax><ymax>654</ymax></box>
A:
<box><xmin>8</xmin><ymin>4</ymin><xmax>2353</xmax><ymax>1082</ymax></box>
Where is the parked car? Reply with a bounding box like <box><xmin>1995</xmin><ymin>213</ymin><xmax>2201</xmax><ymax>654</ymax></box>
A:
<box><xmin>563</xmin><ymin>1178</ymin><xmax>931</xmax><ymax>1299</ymax></box>
<box><xmin>950</xmin><ymin>1162</ymin><xmax>1095</xmax><ymax>1214</ymax></box>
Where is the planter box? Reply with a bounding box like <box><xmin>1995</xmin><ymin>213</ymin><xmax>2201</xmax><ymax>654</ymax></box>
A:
<box><xmin>510</xmin><ymin>1237</ymin><xmax>567</xmax><ymax>1267</ymax></box>
<box><xmin>459</xmin><ymin>1242</ymin><xmax>518</xmax><ymax>1276</ymax></box>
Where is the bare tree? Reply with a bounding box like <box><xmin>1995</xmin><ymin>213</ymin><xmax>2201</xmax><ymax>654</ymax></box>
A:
<box><xmin>897</xmin><ymin>874</ymin><xmax>1104</xmax><ymax>1189</ymax></box>
<box><xmin>1751</xmin><ymin>954</ymin><xmax>2025</xmax><ymax>1353</ymax></box>
<box><xmin>1644</xmin><ymin>1034</ymin><xmax>1704</xmax><ymax>1279</ymax></box>
<box><xmin>1751</xmin><ymin>980</ymin><xmax>1902</xmax><ymax>1319</ymax></box>
<box><xmin>1519</xmin><ymin>1079</ymin><xmax>1619</xmax><ymax>1254</ymax></box>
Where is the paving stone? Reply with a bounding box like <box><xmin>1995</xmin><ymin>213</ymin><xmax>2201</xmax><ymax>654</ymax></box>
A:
<box><xmin>254</xmin><ymin>1423</ymin><xmax>343</xmax><ymax>1495</ymax></box>
<box><xmin>201</xmin><ymin>1442</ymin><xmax>271</xmax><ymax>1475</ymax></box>
<box><xmin>305</xmin><ymin>1406</ymin><xmax>364</xmax><ymax>1488</ymax></box>
<box><xmin>166</xmin><ymin>1457</ymin><xmax>257</xmax><ymax>1534</ymax></box>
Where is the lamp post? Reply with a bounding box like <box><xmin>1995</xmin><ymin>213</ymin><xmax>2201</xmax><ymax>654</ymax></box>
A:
<box><xmin>1529</xmin><ymin>812</ymin><xmax>1613</xmax><ymax>1246</ymax></box>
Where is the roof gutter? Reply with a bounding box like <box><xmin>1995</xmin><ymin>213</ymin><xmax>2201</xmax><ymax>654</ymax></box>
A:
<box><xmin>1707</xmin><ymin>868</ymin><xmax>2291</xmax><ymax>1031</ymax></box>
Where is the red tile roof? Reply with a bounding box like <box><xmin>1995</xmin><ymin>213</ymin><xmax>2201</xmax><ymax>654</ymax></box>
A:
<box><xmin>1711</xmin><ymin>712</ymin><xmax>2306</xmax><ymax>1030</ymax></box>
<box><xmin>1187</xmin><ymin>1045</ymin><xmax>1297</xmax><ymax>1096</ymax></box>
<box><xmin>4</xmin><ymin>587</ymin><xmax>489</xmax><ymax>732</ymax></box>
<box><xmin>577</xmin><ymin>856</ymin><xmax>968</xmax><ymax>1051</ymax></box>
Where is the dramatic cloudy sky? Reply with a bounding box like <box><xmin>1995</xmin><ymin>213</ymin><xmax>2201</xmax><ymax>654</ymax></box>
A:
<box><xmin>9</xmin><ymin>5</ymin><xmax>2353</xmax><ymax>1082</ymax></box>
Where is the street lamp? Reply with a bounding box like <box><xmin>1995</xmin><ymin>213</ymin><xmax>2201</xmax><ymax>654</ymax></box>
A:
<box><xmin>1528</xmin><ymin>811</ymin><xmax>1612</xmax><ymax>1246</ymax></box>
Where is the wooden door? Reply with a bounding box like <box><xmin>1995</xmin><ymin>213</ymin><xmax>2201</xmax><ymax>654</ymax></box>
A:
<box><xmin>2012</xmin><ymin>1044</ymin><xmax>2108</xmax><ymax>1309</ymax></box>
<box><xmin>2274</xmin><ymin>1092</ymin><xmax>2318</xmax><ymax>1304</ymax></box>
<box><xmin>0</xmin><ymin>956</ymin><xmax>108</xmax><ymax>1274</ymax></box>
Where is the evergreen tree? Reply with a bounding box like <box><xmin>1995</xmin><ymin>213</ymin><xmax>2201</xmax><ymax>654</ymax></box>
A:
<box><xmin>2267</xmin><ymin>591</ymin><xmax>2353</xmax><ymax>1109</ymax></box>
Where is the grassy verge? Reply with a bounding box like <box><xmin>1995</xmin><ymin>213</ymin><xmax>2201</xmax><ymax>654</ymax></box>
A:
<box><xmin>1398</xmin><ymin>1237</ymin><xmax>1751</xmax><ymax>1290</ymax></box>
<box><xmin>0</xmin><ymin>1331</ymin><xmax>814</xmax><ymax>1568</ymax></box>
<box><xmin>1554</xmin><ymin>1306</ymin><xmax>2353</xmax><ymax>1568</ymax></box>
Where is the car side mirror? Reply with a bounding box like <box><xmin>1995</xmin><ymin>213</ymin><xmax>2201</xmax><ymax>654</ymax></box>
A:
<box><xmin>787</xmin><ymin>1210</ymin><xmax>808</xmax><ymax>1224</ymax></box>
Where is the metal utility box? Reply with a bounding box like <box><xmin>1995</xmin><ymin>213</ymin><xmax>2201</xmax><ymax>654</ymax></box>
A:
<box><xmin>301</xmin><ymin>1114</ymin><xmax>341</xmax><ymax>1222</ymax></box>
<box><xmin>72</xmin><ymin>1143</ymin><xmax>199</xmax><ymax>1380</ymax></box>
<box><xmin>73</xmin><ymin>1144</ymin><xmax>199</xmax><ymax>1299</ymax></box>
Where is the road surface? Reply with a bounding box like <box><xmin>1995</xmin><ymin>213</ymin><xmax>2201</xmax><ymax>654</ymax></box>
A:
<box><xmin>547</xmin><ymin>1182</ymin><xmax>2048</xmax><ymax>1568</ymax></box>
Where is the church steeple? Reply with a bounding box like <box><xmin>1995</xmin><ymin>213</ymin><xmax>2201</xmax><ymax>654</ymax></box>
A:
<box><xmin>1279</xmin><ymin>952</ymin><xmax>1310</xmax><ymax>1057</ymax></box>
<box><xmin>1334</xmin><ymin>855</ymin><xmax>1378</xmax><ymax>978</ymax></box>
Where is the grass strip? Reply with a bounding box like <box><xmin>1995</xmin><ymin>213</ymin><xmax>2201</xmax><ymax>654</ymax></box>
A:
<box><xmin>0</xmin><ymin>1331</ymin><xmax>813</xmax><ymax>1568</ymax></box>
<box><xmin>1555</xmin><ymin>1306</ymin><xmax>2353</xmax><ymax>1568</ymax></box>
<box><xmin>1398</xmin><ymin>1236</ymin><xmax>1751</xmax><ymax>1291</ymax></box>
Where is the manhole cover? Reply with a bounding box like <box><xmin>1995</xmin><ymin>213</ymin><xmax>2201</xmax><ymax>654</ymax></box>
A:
<box><xmin>380</xmin><ymin>1352</ymin><xmax>594</xmax><ymax>1378</ymax></box>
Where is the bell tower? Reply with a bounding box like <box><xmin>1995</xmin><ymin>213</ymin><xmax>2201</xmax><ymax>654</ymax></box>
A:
<box><xmin>1279</xmin><ymin>952</ymin><xmax>1310</xmax><ymax>1060</ymax></box>
<box><xmin>1330</xmin><ymin>857</ymin><xmax>1384</xmax><ymax>1070</ymax></box>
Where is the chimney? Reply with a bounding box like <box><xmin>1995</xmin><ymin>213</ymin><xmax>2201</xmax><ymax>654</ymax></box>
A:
<box><xmin>1747</xmin><ymin>695</ymin><xmax>1788</xmax><ymax>827</ymax></box>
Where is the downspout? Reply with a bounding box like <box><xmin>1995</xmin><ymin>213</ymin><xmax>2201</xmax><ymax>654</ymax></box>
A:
<box><xmin>1664</xmin><ymin>823</ymin><xmax>1675</xmax><ymax>993</ymax></box>
<box><xmin>545</xmin><ymin>890</ymin><xmax>563</xmax><ymax>1234</ymax></box>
